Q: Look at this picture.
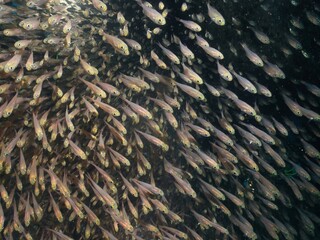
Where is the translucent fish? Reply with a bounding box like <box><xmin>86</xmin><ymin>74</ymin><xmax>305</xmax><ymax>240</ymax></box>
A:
<box><xmin>136</xmin><ymin>0</ymin><xmax>166</xmax><ymax>25</ymax></box>
<box><xmin>92</xmin><ymin>0</ymin><xmax>107</xmax><ymax>13</ymax></box>
<box><xmin>176</xmin><ymin>18</ymin><xmax>201</xmax><ymax>32</ymax></box>
<box><xmin>207</xmin><ymin>3</ymin><xmax>225</xmax><ymax>26</ymax></box>
<box><xmin>4</xmin><ymin>54</ymin><xmax>21</xmax><ymax>73</ymax></box>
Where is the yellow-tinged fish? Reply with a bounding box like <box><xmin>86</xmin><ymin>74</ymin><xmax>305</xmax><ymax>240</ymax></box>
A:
<box><xmin>136</xmin><ymin>0</ymin><xmax>166</xmax><ymax>25</ymax></box>
<box><xmin>175</xmin><ymin>82</ymin><xmax>206</xmax><ymax>101</ymax></box>
<box><xmin>4</xmin><ymin>53</ymin><xmax>22</xmax><ymax>73</ymax></box>
<box><xmin>92</xmin><ymin>0</ymin><xmax>107</xmax><ymax>13</ymax></box>
<box><xmin>207</xmin><ymin>3</ymin><xmax>225</xmax><ymax>26</ymax></box>
<box><xmin>90</xmin><ymin>97</ymin><xmax>120</xmax><ymax>116</ymax></box>
<box><xmin>19</xmin><ymin>17</ymin><xmax>40</xmax><ymax>31</ymax></box>
<box><xmin>80</xmin><ymin>58</ymin><xmax>98</xmax><ymax>75</ymax></box>
<box><xmin>68</xmin><ymin>138</ymin><xmax>87</xmax><ymax>160</ymax></box>
<box><xmin>80</xmin><ymin>78</ymin><xmax>106</xmax><ymax>98</ymax></box>
<box><xmin>102</xmin><ymin>33</ymin><xmax>129</xmax><ymax>55</ymax></box>
<box><xmin>135</xmin><ymin>129</ymin><xmax>169</xmax><ymax>151</ymax></box>
<box><xmin>157</xmin><ymin>43</ymin><xmax>180</xmax><ymax>64</ymax></box>
<box><xmin>176</xmin><ymin>18</ymin><xmax>201</xmax><ymax>32</ymax></box>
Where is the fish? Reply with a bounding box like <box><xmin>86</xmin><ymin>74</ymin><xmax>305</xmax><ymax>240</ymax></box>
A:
<box><xmin>200</xmin><ymin>45</ymin><xmax>224</xmax><ymax>59</ymax></box>
<box><xmin>102</xmin><ymin>32</ymin><xmax>129</xmax><ymax>55</ymax></box>
<box><xmin>176</xmin><ymin>18</ymin><xmax>202</xmax><ymax>32</ymax></box>
<box><xmin>4</xmin><ymin>54</ymin><xmax>22</xmax><ymax>73</ymax></box>
<box><xmin>249</xmin><ymin>27</ymin><xmax>270</xmax><ymax>44</ymax></box>
<box><xmin>92</xmin><ymin>0</ymin><xmax>107</xmax><ymax>13</ymax></box>
<box><xmin>263</xmin><ymin>59</ymin><xmax>286</xmax><ymax>79</ymax></box>
<box><xmin>175</xmin><ymin>82</ymin><xmax>206</xmax><ymax>101</ymax></box>
<box><xmin>217</xmin><ymin>61</ymin><xmax>233</xmax><ymax>81</ymax></box>
<box><xmin>240</xmin><ymin>43</ymin><xmax>264</xmax><ymax>67</ymax></box>
<box><xmin>122</xmin><ymin>97</ymin><xmax>152</xmax><ymax>119</ymax></box>
<box><xmin>124</xmin><ymin>38</ymin><xmax>141</xmax><ymax>51</ymax></box>
<box><xmin>0</xmin><ymin>1</ymin><xmax>318</xmax><ymax>239</ymax></box>
<box><xmin>80</xmin><ymin>58</ymin><xmax>99</xmax><ymax>75</ymax></box>
<box><xmin>232</xmin><ymin>70</ymin><xmax>257</xmax><ymax>94</ymax></box>
<box><xmin>157</xmin><ymin>43</ymin><xmax>180</xmax><ymax>64</ymax></box>
<box><xmin>135</xmin><ymin>129</ymin><xmax>169</xmax><ymax>151</ymax></box>
<box><xmin>19</xmin><ymin>17</ymin><xmax>40</xmax><ymax>30</ymax></box>
<box><xmin>282</xmin><ymin>94</ymin><xmax>302</xmax><ymax>116</ymax></box>
<box><xmin>136</xmin><ymin>0</ymin><xmax>166</xmax><ymax>25</ymax></box>
<box><xmin>177</xmin><ymin>38</ymin><xmax>194</xmax><ymax>59</ymax></box>
<box><xmin>232</xmin><ymin>98</ymin><xmax>256</xmax><ymax>116</ymax></box>
<box><xmin>181</xmin><ymin>63</ymin><xmax>203</xmax><ymax>84</ymax></box>
<box><xmin>207</xmin><ymin>3</ymin><xmax>225</xmax><ymax>26</ymax></box>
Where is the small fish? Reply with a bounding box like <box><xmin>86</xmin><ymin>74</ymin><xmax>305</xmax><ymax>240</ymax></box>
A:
<box><xmin>255</xmin><ymin>81</ymin><xmax>272</xmax><ymax>97</ymax></box>
<box><xmin>263</xmin><ymin>59</ymin><xmax>286</xmax><ymax>79</ymax></box>
<box><xmin>151</xmin><ymin>50</ymin><xmax>167</xmax><ymax>69</ymax></box>
<box><xmin>217</xmin><ymin>61</ymin><xmax>232</xmax><ymax>81</ymax></box>
<box><xmin>232</xmin><ymin>70</ymin><xmax>257</xmax><ymax>93</ymax></box>
<box><xmin>207</xmin><ymin>3</ymin><xmax>225</xmax><ymax>26</ymax></box>
<box><xmin>119</xmin><ymin>173</ymin><xmax>138</xmax><ymax>197</ymax></box>
<box><xmin>135</xmin><ymin>129</ymin><xmax>169</xmax><ymax>151</ymax></box>
<box><xmin>176</xmin><ymin>18</ymin><xmax>202</xmax><ymax>32</ymax></box>
<box><xmin>90</xmin><ymin>97</ymin><xmax>120</xmax><ymax>116</ymax></box>
<box><xmin>185</xmin><ymin>123</ymin><xmax>210</xmax><ymax>137</ymax></box>
<box><xmin>182</xmin><ymin>63</ymin><xmax>203</xmax><ymax>84</ymax></box>
<box><xmin>148</xmin><ymin>97</ymin><xmax>173</xmax><ymax>112</ymax></box>
<box><xmin>102</xmin><ymin>32</ymin><xmax>129</xmax><ymax>55</ymax></box>
<box><xmin>249</xmin><ymin>27</ymin><xmax>270</xmax><ymax>44</ymax></box>
<box><xmin>234</xmin><ymin>124</ymin><xmax>261</xmax><ymax>146</ymax></box>
<box><xmin>49</xmin><ymin>192</ymin><xmax>63</xmax><ymax>222</ymax></box>
<box><xmin>301</xmin><ymin>139</ymin><xmax>320</xmax><ymax>158</ymax></box>
<box><xmin>175</xmin><ymin>82</ymin><xmax>206</xmax><ymax>101</ymax></box>
<box><xmin>48</xmin><ymin>14</ymin><xmax>63</xmax><ymax>25</ymax></box>
<box><xmin>136</xmin><ymin>0</ymin><xmax>166</xmax><ymax>25</ymax></box>
<box><xmin>232</xmin><ymin>98</ymin><xmax>256</xmax><ymax>116</ymax></box>
<box><xmin>80</xmin><ymin>58</ymin><xmax>98</xmax><ymax>75</ymax></box>
<box><xmin>14</xmin><ymin>40</ymin><xmax>32</xmax><ymax>49</ymax></box>
<box><xmin>2</xmin><ymin>92</ymin><xmax>18</xmax><ymax>118</ymax></box>
<box><xmin>122</xmin><ymin>97</ymin><xmax>152</xmax><ymax>119</ymax></box>
<box><xmin>92</xmin><ymin>0</ymin><xmax>107</xmax><ymax>13</ymax></box>
<box><xmin>195</xmin><ymin>34</ymin><xmax>209</xmax><ymax>47</ymax></box>
<box><xmin>219</xmin><ymin>188</ymin><xmax>245</xmax><ymax>208</ymax></box>
<box><xmin>157</xmin><ymin>43</ymin><xmax>180</xmax><ymax>64</ymax></box>
<box><xmin>19</xmin><ymin>17</ymin><xmax>40</xmax><ymax>30</ymax></box>
<box><xmin>138</xmin><ymin>67</ymin><xmax>160</xmax><ymax>83</ymax></box>
<box><xmin>4</xmin><ymin>54</ymin><xmax>22</xmax><ymax>73</ymax></box>
<box><xmin>200</xmin><ymin>45</ymin><xmax>224</xmax><ymax>59</ymax></box>
<box><xmin>32</xmin><ymin>112</ymin><xmax>43</xmax><ymax>141</ymax></box>
<box><xmin>241</xmin><ymin>43</ymin><xmax>263</xmax><ymax>67</ymax></box>
<box><xmin>282</xmin><ymin>94</ymin><xmax>302</xmax><ymax>116</ymax></box>
<box><xmin>124</xmin><ymin>38</ymin><xmax>141</xmax><ymax>51</ymax></box>
<box><xmin>205</xmin><ymin>83</ymin><xmax>220</xmax><ymax>97</ymax></box>
<box><xmin>300</xmin><ymin>106</ymin><xmax>320</xmax><ymax>121</ymax></box>
<box><xmin>177</xmin><ymin>38</ymin><xmax>194</xmax><ymax>59</ymax></box>
<box><xmin>68</xmin><ymin>138</ymin><xmax>87</xmax><ymax>160</ymax></box>
<box><xmin>80</xmin><ymin>78</ymin><xmax>106</xmax><ymax>98</ymax></box>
